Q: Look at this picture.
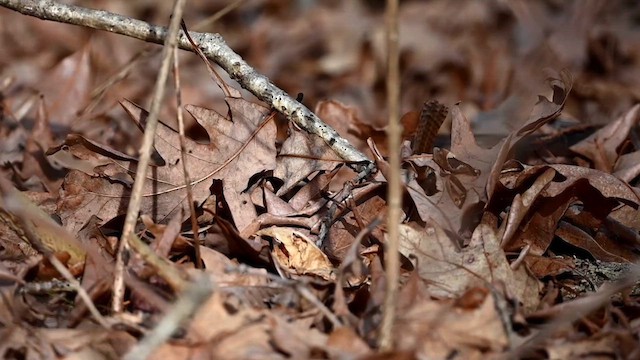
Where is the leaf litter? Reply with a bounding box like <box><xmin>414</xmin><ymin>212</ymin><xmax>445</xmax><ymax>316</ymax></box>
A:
<box><xmin>2</xmin><ymin>1</ymin><xmax>640</xmax><ymax>358</ymax></box>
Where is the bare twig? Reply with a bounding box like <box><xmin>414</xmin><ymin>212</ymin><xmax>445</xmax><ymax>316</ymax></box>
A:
<box><xmin>0</xmin><ymin>0</ymin><xmax>374</xmax><ymax>174</ymax></box>
<box><xmin>112</xmin><ymin>0</ymin><xmax>188</xmax><ymax>313</ymax></box>
<box><xmin>81</xmin><ymin>2</ymin><xmax>242</xmax><ymax>117</ymax></box>
<box><xmin>379</xmin><ymin>0</ymin><xmax>401</xmax><ymax>351</ymax></box>
<box><xmin>172</xmin><ymin>30</ymin><xmax>202</xmax><ymax>269</ymax></box>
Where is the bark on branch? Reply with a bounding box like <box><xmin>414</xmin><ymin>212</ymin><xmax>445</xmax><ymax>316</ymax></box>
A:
<box><xmin>0</xmin><ymin>0</ymin><xmax>374</xmax><ymax>172</ymax></box>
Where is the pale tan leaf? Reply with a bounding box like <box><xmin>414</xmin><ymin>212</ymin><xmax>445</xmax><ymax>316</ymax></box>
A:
<box><xmin>257</xmin><ymin>227</ymin><xmax>334</xmax><ymax>281</ymax></box>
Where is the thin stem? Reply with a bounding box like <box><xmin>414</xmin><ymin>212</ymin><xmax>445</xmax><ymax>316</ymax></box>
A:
<box><xmin>172</xmin><ymin>35</ymin><xmax>202</xmax><ymax>269</ymax></box>
<box><xmin>379</xmin><ymin>0</ymin><xmax>401</xmax><ymax>351</ymax></box>
<box><xmin>112</xmin><ymin>0</ymin><xmax>188</xmax><ymax>313</ymax></box>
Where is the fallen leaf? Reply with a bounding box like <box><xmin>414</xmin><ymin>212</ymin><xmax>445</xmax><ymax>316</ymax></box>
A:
<box><xmin>395</xmin><ymin>286</ymin><xmax>509</xmax><ymax>359</ymax></box>
<box><xmin>37</xmin><ymin>44</ymin><xmax>92</xmax><ymax>131</ymax></box>
<box><xmin>397</xmin><ymin>221</ymin><xmax>541</xmax><ymax>311</ymax></box>
<box><xmin>49</xmin><ymin>98</ymin><xmax>277</xmax><ymax>233</ymax></box>
<box><xmin>274</xmin><ymin>125</ymin><xmax>343</xmax><ymax>196</ymax></box>
<box><xmin>571</xmin><ymin>104</ymin><xmax>640</xmax><ymax>172</ymax></box>
<box><xmin>256</xmin><ymin>227</ymin><xmax>335</xmax><ymax>281</ymax></box>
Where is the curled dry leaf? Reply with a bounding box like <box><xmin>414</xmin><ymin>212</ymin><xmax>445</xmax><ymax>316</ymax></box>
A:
<box><xmin>497</xmin><ymin>163</ymin><xmax>640</xmax><ymax>261</ymax></box>
<box><xmin>613</xmin><ymin>150</ymin><xmax>640</xmax><ymax>183</ymax></box>
<box><xmin>256</xmin><ymin>227</ymin><xmax>335</xmax><ymax>281</ymax></box>
<box><xmin>499</xmin><ymin>168</ymin><xmax>557</xmax><ymax>250</ymax></box>
<box><xmin>571</xmin><ymin>104</ymin><xmax>640</xmax><ymax>172</ymax></box>
<box><xmin>274</xmin><ymin>124</ymin><xmax>343</xmax><ymax>196</ymax></box>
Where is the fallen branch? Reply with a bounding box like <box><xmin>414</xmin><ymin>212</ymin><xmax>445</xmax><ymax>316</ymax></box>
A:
<box><xmin>0</xmin><ymin>0</ymin><xmax>374</xmax><ymax>173</ymax></box>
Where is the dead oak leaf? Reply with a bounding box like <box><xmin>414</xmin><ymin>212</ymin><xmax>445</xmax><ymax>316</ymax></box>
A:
<box><xmin>50</xmin><ymin>98</ymin><xmax>276</xmax><ymax>233</ymax></box>
<box><xmin>274</xmin><ymin>125</ymin><xmax>343</xmax><ymax>196</ymax></box>
<box><xmin>395</xmin><ymin>287</ymin><xmax>509</xmax><ymax>358</ymax></box>
<box><xmin>38</xmin><ymin>44</ymin><xmax>92</xmax><ymax>131</ymax></box>
<box><xmin>397</xmin><ymin>222</ymin><xmax>541</xmax><ymax>312</ymax></box>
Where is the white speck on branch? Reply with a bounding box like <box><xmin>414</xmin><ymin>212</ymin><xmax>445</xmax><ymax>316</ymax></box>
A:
<box><xmin>0</xmin><ymin>0</ymin><xmax>374</xmax><ymax>173</ymax></box>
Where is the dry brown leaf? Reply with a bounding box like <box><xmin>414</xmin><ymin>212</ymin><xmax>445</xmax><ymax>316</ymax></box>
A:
<box><xmin>274</xmin><ymin>125</ymin><xmax>343</xmax><ymax>196</ymax></box>
<box><xmin>0</xmin><ymin>323</ymin><xmax>133</xmax><ymax>359</ymax></box>
<box><xmin>496</xmin><ymin>163</ymin><xmax>640</xmax><ymax>260</ymax></box>
<box><xmin>37</xmin><ymin>44</ymin><xmax>92</xmax><ymax>130</ymax></box>
<box><xmin>269</xmin><ymin>315</ymin><xmax>329</xmax><ymax>359</ymax></box>
<box><xmin>326</xmin><ymin>192</ymin><xmax>386</xmax><ymax>261</ymax></box>
<box><xmin>397</xmin><ymin>222</ymin><xmax>541</xmax><ymax>311</ymax></box>
<box><xmin>523</xmin><ymin>255</ymin><xmax>574</xmax><ymax>278</ymax></box>
<box><xmin>403</xmin><ymin>71</ymin><xmax>571</xmax><ymax>240</ymax></box>
<box><xmin>499</xmin><ymin>168</ymin><xmax>556</xmax><ymax>249</ymax></box>
<box><xmin>555</xmin><ymin>221</ymin><xmax>634</xmax><ymax>263</ymax></box>
<box><xmin>49</xmin><ymin>98</ymin><xmax>276</xmax><ymax>233</ymax></box>
<box><xmin>16</xmin><ymin>96</ymin><xmax>64</xmax><ymax>192</ymax></box>
<box><xmin>315</xmin><ymin>99</ymin><xmax>370</xmax><ymax>154</ymax></box>
<box><xmin>613</xmin><ymin>150</ymin><xmax>640</xmax><ymax>183</ymax></box>
<box><xmin>188</xmin><ymin>292</ymin><xmax>260</xmax><ymax>342</ymax></box>
<box><xmin>325</xmin><ymin>327</ymin><xmax>372</xmax><ymax>358</ymax></box>
<box><xmin>546</xmin><ymin>333</ymin><xmax>628</xmax><ymax>360</ymax></box>
<box><xmin>179</xmin><ymin>292</ymin><xmax>290</xmax><ymax>359</ymax></box>
<box><xmin>287</xmin><ymin>166</ymin><xmax>340</xmax><ymax>212</ymax></box>
<box><xmin>395</xmin><ymin>287</ymin><xmax>509</xmax><ymax>359</ymax></box>
<box><xmin>571</xmin><ymin>104</ymin><xmax>640</xmax><ymax>172</ymax></box>
<box><xmin>263</xmin><ymin>187</ymin><xmax>297</xmax><ymax>216</ymax></box>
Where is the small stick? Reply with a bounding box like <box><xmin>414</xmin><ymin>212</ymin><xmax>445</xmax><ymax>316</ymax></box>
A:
<box><xmin>112</xmin><ymin>0</ymin><xmax>188</xmax><ymax>313</ymax></box>
<box><xmin>172</xmin><ymin>32</ymin><xmax>202</xmax><ymax>269</ymax></box>
<box><xmin>380</xmin><ymin>0</ymin><xmax>401</xmax><ymax>351</ymax></box>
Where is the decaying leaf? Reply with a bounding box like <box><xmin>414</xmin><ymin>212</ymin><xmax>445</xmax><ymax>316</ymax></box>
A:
<box><xmin>5</xmin><ymin>2</ymin><xmax>640</xmax><ymax>358</ymax></box>
<box><xmin>37</xmin><ymin>44</ymin><xmax>92</xmax><ymax>130</ymax></box>
<box><xmin>274</xmin><ymin>125</ymin><xmax>343</xmax><ymax>196</ymax></box>
<box><xmin>571</xmin><ymin>104</ymin><xmax>640</xmax><ymax>172</ymax></box>
<box><xmin>496</xmin><ymin>163</ymin><xmax>640</xmax><ymax>261</ymax></box>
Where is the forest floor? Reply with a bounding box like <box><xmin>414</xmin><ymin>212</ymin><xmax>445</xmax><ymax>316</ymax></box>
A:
<box><xmin>1</xmin><ymin>0</ymin><xmax>640</xmax><ymax>359</ymax></box>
